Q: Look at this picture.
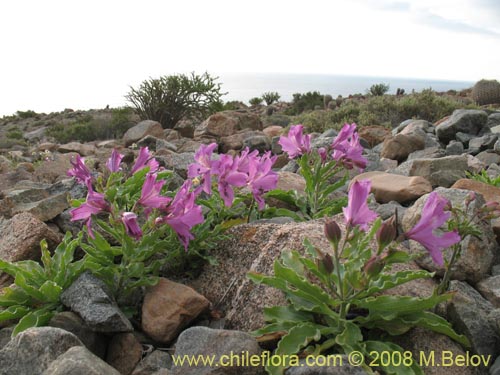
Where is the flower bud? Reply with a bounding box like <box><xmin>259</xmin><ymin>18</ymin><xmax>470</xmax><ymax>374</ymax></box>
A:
<box><xmin>376</xmin><ymin>216</ymin><xmax>397</xmax><ymax>250</ymax></box>
<box><xmin>363</xmin><ymin>255</ymin><xmax>385</xmax><ymax>278</ymax></box>
<box><xmin>318</xmin><ymin>147</ymin><xmax>328</xmax><ymax>164</ymax></box>
<box><xmin>324</xmin><ymin>220</ymin><xmax>342</xmax><ymax>246</ymax></box>
<box><xmin>465</xmin><ymin>191</ymin><xmax>476</xmax><ymax>208</ymax></box>
<box><xmin>321</xmin><ymin>253</ymin><xmax>334</xmax><ymax>274</ymax></box>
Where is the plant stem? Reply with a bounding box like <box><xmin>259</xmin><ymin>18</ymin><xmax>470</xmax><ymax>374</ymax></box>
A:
<box><xmin>437</xmin><ymin>243</ymin><xmax>461</xmax><ymax>295</ymax></box>
<box><xmin>247</xmin><ymin>198</ymin><xmax>255</xmax><ymax>223</ymax></box>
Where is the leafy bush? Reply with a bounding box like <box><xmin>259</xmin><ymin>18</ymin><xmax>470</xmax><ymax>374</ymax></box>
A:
<box><xmin>262</xmin><ymin>92</ymin><xmax>281</xmax><ymax>105</ymax></box>
<box><xmin>368</xmin><ymin>83</ymin><xmax>390</xmax><ymax>96</ymax></box>
<box><xmin>126</xmin><ymin>72</ymin><xmax>226</xmax><ymax>129</ymax></box>
<box><xmin>285</xmin><ymin>92</ymin><xmax>324</xmax><ymax>115</ymax></box>
<box><xmin>0</xmin><ymin>233</ymin><xmax>84</xmax><ymax>336</ymax></box>
<box><xmin>466</xmin><ymin>170</ymin><xmax>500</xmax><ymax>187</ymax></box>
<box><xmin>6</xmin><ymin>129</ymin><xmax>23</xmax><ymax>140</ymax></box>
<box><xmin>16</xmin><ymin>110</ymin><xmax>38</xmax><ymax>119</ymax></box>
<box><xmin>249</xmin><ymin>97</ymin><xmax>263</xmax><ymax>106</ymax></box>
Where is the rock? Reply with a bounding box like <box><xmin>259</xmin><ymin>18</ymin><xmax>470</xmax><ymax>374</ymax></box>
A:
<box><xmin>284</xmin><ymin>357</ymin><xmax>366</xmax><ymax>375</ymax></box>
<box><xmin>42</xmin><ymin>346</ymin><xmax>122</xmax><ymax>375</ymax></box>
<box><xmin>0</xmin><ymin>327</ymin><xmax>83</xmax><ymax>375</ymax></box>
<box><xmin>174</xmin><ymin>119</ymin><xmax>197</xmax><ymax>138</ymax></box>
<box><xmin>393</xmin><ymin>119</ymin><xmax>433</xmax><ymax>135</ymax></box>
<box><xmin>175</xmin><ymin>139</ymin><xmax>204</xmax><ymax>153</ymax></box>
<box><xmin>469</xmin><ymin>134</ymin><xmax>498</xmax><ymax>151</ymax></box>
<box><xmin>107</xmin><ymin>333</ymin><xmax>143</xmax><ymax>375</ymax></box>
<box><xmin>155</xmin><ymin>153</ymin><xmax>195</xmax><ymax>179</ymax></box>
<box><xmin>391</xmin><ymin>155</ymin><xmax>481</xmax><ymax>188</ymax></box>
<box><xmin>391</xmin><ymin>327</ymin><xmax>482</xmax><ymax>375</ymax></box>
<box><xmin>436</xmin><ymin>109</ymin><xmax>489</xmax><ymax>144</ymax></box>
<box><xmin>171</xmin><ymin>326</ymin><xmax>264</xmax><ymax>375</ymax></box>
<box><xmin>446</xmin><ymin>141</ymin><xmax>465</xmax><ymax>156</ymax></box>
<box><xmin>488</xmin><ymin>113</ymin><xmax>500</xmax><ymax>129</ymax></box>
<box><xmin>407</xmin><ymin>146</ymin><xmax>446</xmax><ymax>160</ymax></box>
<box><xmin>358</xmin><ymin>125</ymin><xmax>390</xmax><ymax>147</ymax></box>
<box><xmin>137</xmin><ymin>135</ymin><xmax>177</xmax><ymax>152</ymax></box>
<box><xmin>33</xmin><ymin>152</ymin><xmax>79</xmax><ymax>184</ymax></box>
<box><xmin>0</xmin><ymin>327</ymin><xmax>13</xmax><ymax>350</ymax></box>
<box><xmin>351</xmin><ymin>171</ymin><xmax>432</xmax><ymax>204</ymax></box>
<box><xmin>446</xmin><ymin>281</ymin><xmax>500</xmax><ymax>358</ymax></box>
<box><xmin>0</xmin><ymin>166</ymin><xmax>34</xmax><ymax>192</ymax></box>
<box><xmin>402</xmin><ymin>188</ymin><xmax>498</xmax><ymax>283</ymax></box>
<box><xmin>97</xmin><ymin>140</ymin><xmax>121</xmax><ymax>148</ymax></box>
<box><xmin>0</xmin><ymin>212</ymin><xmax>62</xmax><ymax>263</ymax></box>
<box><xmin>380</xmin><ymin>131</ymin><xmax>426</xmax><ymax>162</ymax></box>
<box><xmin>49</xmin><ymin>311</ymin><xmax>107</xmax><ymax>358</ymax></box>
<box><xmin>451</xmin><ymin>179</ymin><xmax>500</xmax><ymax>202</ymax></box>
<box><xmin>194</xmin><ymin>111</ymin><xmax>263</xmax><ymax>140</ymax></box>
<box><xmin>477</xmin><ymin>276</ymin><xmax>500</xmax><ymax>308</ymax></box>
<box><xmin>60</xmin><ymin>272</ymin><xmax>133</xmax><ymax>333</ymax></box>
<box><xmin>58</xmin><ymin>142</ymin><xmax>97</xmax><ymax>156</ymax></box>
<box><xmin>475</xmin><ymin>151</ymin><xmax>500</xmax><ymax>166</ymax></box>
<box><xmin>220</xmin><ymin>132</ymin><xmax>247</xmax><ymax>153</ymax></box>
<box><xmin>243</xmin><ymin>134</ymin><xmax>271</xmax><ymax>153</ymax></box>
<box><xmin>124</xmin><ymin>120</ymin><xmax>165</xmax><ymax>147</ymax></box>
<box><xmin>262</xmin><ymin>125</ymin><xmax>284</xmax><ymax>138</ymax></box>
<box><xmin>132</xmin><ymin>350</ymin><xmax>172</xmax><ymax>375</ymax></box>
<box><xmin>141</xmin><ymin>278</ymin><xmax>209</xmax><ymax>344</ymax></box>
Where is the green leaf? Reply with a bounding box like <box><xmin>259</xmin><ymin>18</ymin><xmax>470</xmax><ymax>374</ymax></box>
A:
<box><xmin>14</xmin><ymin>273</ymin><xmax>46</xmax><ymax>301</ymax></box>
<box><xmin>39</xmin><ymin>281</ymin><xmax>63</xmax><ymax>303</ymax></box>
<box><xmin>0</xmin><ymin>287</ymin><xmax>30</xmax><ymax>306</ymax></box>
<box><xmin>263</xmin><ymin>305</ymin><xmax>314</xmax><ymax>324</ymax></box>
<box><xmin>335</xmin><ymin>321</ymin><xmax>363</xmax><ymax>351</ymax></box>
<box><xmin>0</xmin><ymin>305</ymin><xmax>30</xmax><ymax>322</ymax></box>
<box><xmin>365</xmin><ymin>341</ymin><xmax>424</xmax><ymax>375</ymax></box>
<box><xmin>12</xmin><ymin>308</ymin><xmax>55</xmax><ymax>336</ymax></box>
<box><xmin>252</xmin><ymin>321</ymin><xmax>302</xmax><ymax>337</ymax></box>
<box><xmin>355</xmin><ymin>294</ymin><xmax>451</xmax><ymax>315</ymax></box>
<box><xmin>358</xmin><ymin>270</ymin><xmax>434</xmax><ymax>299</ymax></box>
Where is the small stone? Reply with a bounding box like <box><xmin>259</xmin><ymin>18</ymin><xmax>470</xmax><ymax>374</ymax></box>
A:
<box><xmin>476</xmin><ymin>276</ymin><xmax>500</xmax><ymax>308</ymax></box>
<box><xmin>445</xmin><ymin>141</ymin><xmax>465</xmax><ymax>156</ymax></box>
<box><xmin>132</xmin><ymin>350</ymin><xmax>172</xmax><ymax>375</ymax></box>
<box><xmin>142</xmin><ymin>278</ymin><xmax>209</xmax><ymax>343</ymax></box>
<box><xmin>124</xmin><ymin>120</ymin><xmax>165</xmax><ymax>147</ymax></box>
<box><xmin>107</xmin><ymin>333</ymin><xmax>143</xmax><ymax>375</ymax></box>
<box><xmin>42</xmin><ymin>346</ymin><xmax>121</xmax><ymax>375</ymax></box>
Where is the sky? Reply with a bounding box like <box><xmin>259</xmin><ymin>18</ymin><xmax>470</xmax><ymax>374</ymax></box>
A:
<box><xmin>0</xmin><ymin>0</ymin><xmax>499</xmax><ymax>116</ymax></box>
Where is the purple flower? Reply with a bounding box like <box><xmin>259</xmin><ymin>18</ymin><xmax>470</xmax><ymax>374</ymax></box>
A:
<box><xmin>343</xmin><ymin>179</ymin><xmax>377</xmax><ymax>231</ymax></box>
<box><xmin>278</xmin><ymin>124</ymin><xmax>312</xmax><ymax>159</ymax></box>
<box><xmin>405</xmin><ymin>192</ymin><xmax>461</xmax><ymax>267</ymax></box>
<box><xmin>318</xmin><ymin>147</ymin><xmax>328</xmax><ymax>164</ymax></box>
<box><xmin>131</xmin><ymin>147</ymin><xmax>159</xmax><ymax>174</ymax></box>
<box><xmin>213</xmin><ymin>154</ymin><xmax>248</xmax><ymax>207</ymax></box>
<box><xmin>188</xmin><ymin>143</ymin><xmax>218</xmax><ymax>195</ymax></box>
<box><xmin>122</xmin><ymin>212</ymin><xmax>142</xmax><ymax>241</ymax></box>
<box><xmin>106</xmin><ymin>149</ymin><xmax>124</xmax><ymax>172</ymax></box>
<box><xmin>70</xmin><ymin>180</ymin><xmax>109</xmax><ymax>238</ymax></box>
<box><xmin>67</xmin><ymin>154</ymin><xmax>92</xmax><ymax>184</ymax></box>
<box><xmin>138</xmin><ymin>173</ymin><xmax>171</xmax><ymax>213</ymax></box>
<box><xmin>161</xmin><ymin>180</ymin><xmax>204</xmax><ymax>250</ymax></box>
<box><xmin>331</xmin><ymin>123</ymin><xmax>367</xmax><ymax>171</ymax></box>
<box><xmin>247</xmin><ymin>151</ymin><xmax>278</xmax><ymax>210</ymax></box>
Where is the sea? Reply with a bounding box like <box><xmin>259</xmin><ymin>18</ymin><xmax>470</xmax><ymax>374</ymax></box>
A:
<box><xmin>217</xmin><ymin>73</ymin><xmax>474</xmax><ymax>103</ymax></box>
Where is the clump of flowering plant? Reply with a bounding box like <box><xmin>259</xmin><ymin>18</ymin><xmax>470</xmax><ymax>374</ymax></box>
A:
<box><xmin>270</xmin><ymin>123</ymin><xmax>367</xmax><ymax>220</ymax></box>
<box><xmin>69</xmin><ymin>147</ymin><xmax>205</xmax><ymax>307</ymax></box>
<box><xmin>249</xmin><ymin>180</ymin><xmax>468</xmax><ymax>375</ymax></box>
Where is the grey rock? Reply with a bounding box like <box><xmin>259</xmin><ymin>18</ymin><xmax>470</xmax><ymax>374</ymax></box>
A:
<box><xmin>60</xmin><ymin>272</ymin><xmax>133</xmax><ymax>333</ymax></box>
<box><xmin>456</xmin><ymin>132</ymin><xmax>476</xmax><ymax>145</ymax></box>
<box><xmin>490</xmin><ymin>355</ymin><xmax>500</xmax><ymax>375</ymax></box>
<box><xmin>156</xmin><ymin>152</ymin><xmax>195</xmax><ymax>179</ymax></box>
<box><xmin>137</xmin><ymin>135</ymin><xmax>178</xmax><ymax>153</ymax></box>
<box><xmin>477</xmin><ymin>276</ymin><xmax>500</xmax><ymax>308</ymax></box>
<box><xmin>0</xmin><ymin>327</ymin><xmax>83</xmax><ymax>375</ymax></box>
<box><xmin>285</xmin><ymin>357</ymin><xmax>366</xmax><ymax>374</ymax></box>
<box><xmin>402</xmin><ymin>188</ymin><xmax>498</xmax><ymax>283</ymax></box>
<box><xmin>42</xmin><ymin>346</ymin><xmax>121</xmax><ymax>375</ymax></box>
<box><xmin>436</xmin><ymin>109</ymin><xmax>489</xmax><ymax>144</ymax></box>
<box><xmin>393</xmin><ymin>119</ymin><xmax>433</xmax><ymax>135</ymax></box>
<box><xmin>171</xmin><ymin>326</ymin><xmax>265</xmax><ymax>375</ymax></box>
<box><xmin>424</xmin><ymin>134</ymin><xmax>441</xmax><ymax>148</ymax></box>
<box><xmin>446</xmin><ymin>141</ymin><xmax>465</xmax><ymax>156</ymax></box>
<box><xmin>311</xmin><ymin>136</ymin><xmax>334</xmax><ymax>150</ymax></box>
<box><xmin>157</xmin><ymin>139</ymin><xmax>178</xmax><ymax>152</ymax></box>
<box><xmin>49</xmin><ymin>311</ymin><xmax>107</xmax><ymax>358</ymax></box>
<box><xmin>123</xmin><ymin>120</ymin><xmax>164</xmax><ymax>147</ymax></box>
<box><xmin>320</xmin><ymin>129</ymin><xmax>338</xmax><ymax>138</ymax></box>
<box><xmin>476</xmin><ymin>151</ymin><xmax>500</xmax><ymax>167</ymax></box>
<box><xmin>271</xmin><ymin>136</ymin><xmax>283</xmax><ymax>154</ymax></box>
<box><xmin>132</xmin><ymin>350</ymin><xmax>173</xmax><ymax>375</ymax></box>
<box><xmin>0</xmin><ymin>327</ymin><xmax>13</xmax><ymax>350</ymax></box>
<box><xmin>280</xmin><ymin>159</ymin><xmax>299</xmax><ymax>173</ymax></box>
<box><xmin>488</xmin><ymin>113</ymin><xmax>500</xmax><ymax>129</ymax></box>
<box><xmin>469</xmin><ymin>134</ymin><xmax>498</xmax><ymax>151</ymax></box>
<box><xmin>447</xmin><ymin>281</ymin><xmax>500</xmax><ymax>358</ymax></box>
<box><xmin>407</xmin><ymin>146</ymin><xmax>445</xmax><ymax>160</ymax></box>
<box><xmin>243</xmin><ymin>134</ymin><xmax>271</xmax><ymax>153</ymax></box>
<box><xmin>494</xmin><ymin>139</ymin><xmax>500</xmax><ymax>154</ymax></box>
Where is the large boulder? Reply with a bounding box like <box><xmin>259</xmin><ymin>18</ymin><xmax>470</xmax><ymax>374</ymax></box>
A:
<box><xmin>358</xmin><ymin>125</ymin><xmax>390</xmax><ymax>148</ymax></box>
<box><xmin>435</xmin><ymin>109</ymin><xmax>489</xmax><ymax>144</ymax></box>
<box><xmin>123</xmin><ymin>120</ymin><xmax>165</xmax><ymax>147</ymax></box>
<box><xmin>194</xmin><ymin>111</ymin><xmax>263</xmax><ymax>140</ymax></box>
<box><xmin>380</xmin><ymin>131</ymin><xmax>426</xmax><ymax>162</ymax></box>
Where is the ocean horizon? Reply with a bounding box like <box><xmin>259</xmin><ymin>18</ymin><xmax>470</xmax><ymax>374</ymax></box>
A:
<box><xmin>218</xmin><ymin>72</ymin><xmax>474</xmax><ymax>103</ymax></box>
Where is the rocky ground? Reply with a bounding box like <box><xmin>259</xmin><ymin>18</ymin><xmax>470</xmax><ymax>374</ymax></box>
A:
<box><xmin>2</xmin><ymin>105</ymin><xmax>500</xmax><ymax>374</ymax></box>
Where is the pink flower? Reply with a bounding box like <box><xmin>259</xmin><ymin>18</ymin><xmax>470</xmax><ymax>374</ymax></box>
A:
<box><xmin>131</xmin><ymin>147</ymin><xmax>159</xmax><ymax>174</ymax></box>
<box><xmin>67</xmin><ymin>154</ymin><xmax>92</xmax><ymax>184</ymax></box>
<box><xmin>247</xmin><ymin>151</ymin><xmax>278</xmax><ymax>210</ymax></box>
<box><xmin>138</xmin><ymin>173</ymin><xmax>171</xmax><ymax>214</ymax></box>
<box><xmin>213</xmin><ymin>154</ymin><xmax>248</xmax><ymax>207</ymax></box>
<box><xmin>70</xmin><ymin>180</ymin><xmax>109</xmax><ymax>238</ymax></box>
<box><xmin>331</xmin><ymin>123</ymin><xmax>367</xmax><ymax>171</ymax></box>
<box><xmin>160</xmin><ymin>180</ymin><xmax>204</xmax><ymax>250</ymax></box>
<box><xmin>106</xmin><ymin>149</ymin><xmax>124</xmax><ymax>172</ymax></box>
<box><xmin>278</xmin><ymin>124</ymin><xmax>312</xmax><ymax>159</ymax></box>
<box><xmin>405</xmin><ymin>192</ymin><xmax>461</xmax><ymax>267</ymax></box>
<box><xmin>318</xmin><ymin>147</ymin><xmax>328</xmax><ymax>164</ymax></box>
<box><xmin>188</xmin><ymin>143</ymin><xmax>218</xmax><ymax>195</ymax></box>
<box><xmin>122</xmin><ymin>212</ymin><xmax>142</xmax><ymax>241</ymax></box>
<box><xmin>343</xmin><ymin>179</ymin><xmax>377</xmax><ymax>231</ymax></box>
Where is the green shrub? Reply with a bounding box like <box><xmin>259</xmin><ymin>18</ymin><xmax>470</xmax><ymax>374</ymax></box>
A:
<box><xmin>368</xmin><ymin>83</ymin><xmax>390</xmax><ymax>96</ymax></box>
<box><xmin>262</xmin><ymin>92</ymin><xmax>281</xmax><ymax>105</ymax></box>
<box><xmin>466</xmin><ymin>170</ymin><xmax>500</xmax><ymax>187</ymax></box>
<box><xmin>6</xmin><ymin>129</ymin><xmax>24</xmax><ymax>140</ymax></box>
<box><xmin>16</xmin><ymin>110</ymin><xmax>37</xmax><ymax>119</ymax></box>
<box><xmin>249</xmin><ymin>97</ymin><xmax>263</xmax><ymax>106</ymax></box>
<box><xmin>126</xmin><ymin>72</ymin><xmax>226</xmax><ymax>129</ymax></box>
<box><xmin>263</xmin><ymin>114</ymin><xmax>292</xmax><ymax>127</ymax></box>
<box><xmin>285</xmin><ymin>91</ymin><xmax>324</xmax><ymax>115</ymax></box>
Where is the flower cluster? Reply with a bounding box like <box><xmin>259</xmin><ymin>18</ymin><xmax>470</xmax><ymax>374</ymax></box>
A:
<box><xmin>68</xmin><ymin>147</ymin><xmax>203</xmax><ymax>250</ymax></box>
<box><xmin>279</xmin><ymin>123</ymin><xmax>367</xmax><ymax>170</ymax></box>
<box><xmin>188</xmin><ymin>144</ymin><xmax>279</xmax><ymax>210</ymax></box>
